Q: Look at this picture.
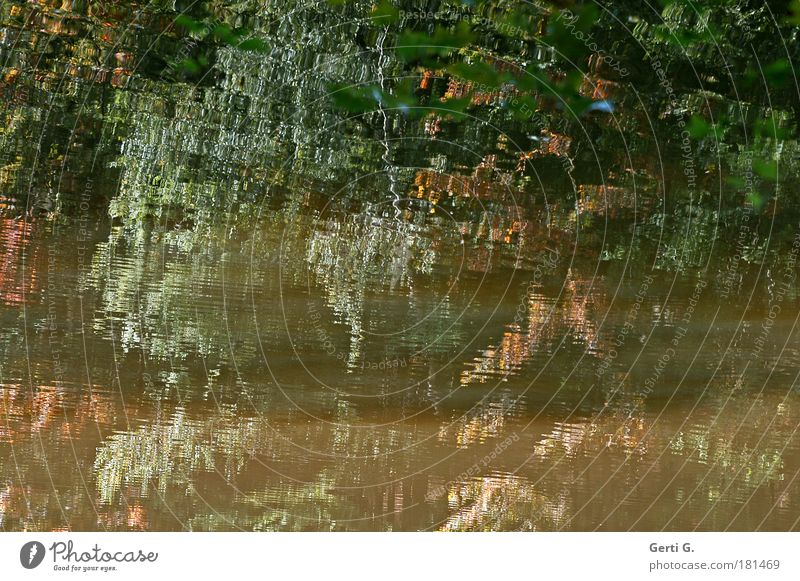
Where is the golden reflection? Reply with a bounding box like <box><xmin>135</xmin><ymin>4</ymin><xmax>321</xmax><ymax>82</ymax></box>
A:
<box><xmin>438</xmin><ymin>406</ymin><xmax>506</xmax><ymax>449</ymax></box>
<box><xmin>0</xmin><ymin>217</ymin><xmax>38</xmax><ymax>305</ymax></box>
<box><xmin>460</xmin><ymin>269</ymin><xmax>600</xmax><ymax>386</ymax></box>
<box><xmin>412</xmin><ymin>165</ymin><xmax>515</xmax><ymax>202</ymax></box>
<box><xmin>440</xmin><ymin>475</ymin><xmax>559</xmax><ymax>531</ymax></box>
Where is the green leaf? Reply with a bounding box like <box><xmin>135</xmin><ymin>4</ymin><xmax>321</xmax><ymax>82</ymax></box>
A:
<box><xmin>746</xmin><ymin>193</ymin><xmax>765</xmax><ymax>209</ymax></box>
<box><xmin>514</xmin><ymin>66</ymin><xmax>547</xmax><ymax>92</ymax></box>
<box><xmin>545</xmin><ymin>5</ymin><xmax>600</xmax><ymax>65</ymax></box>
<box><xmin>568</xmin><ymin>95</ymin><xmax>597</xmax><ymax>115</ymax></box>
<box><xmin>753</xmin><ymin>118</ymin><xmax>787</xmax><ymax>140</ymax></box>
<box><xmin>212</xmin><ymin>24</ymin><xmax>240</xmax><ymax>45</ymax></box>
<box><xmin>753</xmin><ymin>159</ymin><xmax>778</xmax><ymax>181</ymax></box>
<box><xmin>434</xmin><ymin>96</ymin><xmax>472</xmax><ymax>120</ymax></box>
<box><xmin>237</xmin><ymin>37</ymin><xmax>269</xmax><ymax>53</ymax></box>
<box><xmin>372</xmin><ymin>1</ymin><xmax>400</xmax><ymax>23</ymax></box>
<box><xmin>328</xmin><ymin>84</ymin><xmax>382</xmax><ymax>113</ymax></box>
<box><xmin>509</xmin><ymin>95</ymin><xmax>542</xmax><ymax>121</ymax></box>
<box><xmin>396</xmin><ymin>23</ymin><xmax>475</xmax><ymax>62</ymax></box>
<box><xmin>174</xmin><ymin>14</ymin><xmax>207</xmax><ymax>35</ymax></box>
<box><xmin>687</xmin><ymin>115</ymin><xmax>710</xmax><ymax>139</ymax></box>
<box><xmin>175</xmin><ymin>58</ymin><xmax>202</xmax><ymax>75</ymax></box>
<box><xmin>446</xmin><ymin>61</ymin><xmax>511</xmax><ymax>89</ymax></box>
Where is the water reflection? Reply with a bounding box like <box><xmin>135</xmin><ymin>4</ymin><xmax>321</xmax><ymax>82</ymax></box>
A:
<box><xmin>0</xmin><ymin>212</ymin><xmax>38</xmax><ymax>305</ymax></box>
<box><xmin>2</xmin><ymin>190</ymin><xmax>800</xmax><ymax>531</ymax></box>
<box><xmin>1</xmin><ymin>0</ymin><xmax>800</xmax><ymax>532</ymax></box>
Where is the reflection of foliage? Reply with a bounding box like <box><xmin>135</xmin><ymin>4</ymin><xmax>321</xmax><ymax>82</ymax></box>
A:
<box><xmin>440</xmin><ymin>475</ymin><xmax>560</xmax><ymax>531</ymax></box>
<box><xmin>245</xmin><ymin>476</ymin><xmax>343</xmax><ymax>532</ymax></box>
<box><xmin>305</xmin><ymin>208</ymin><xmax>440</xmax><ymax>358</ymax></box>
<box><xmin>94</xmin><ymin>407</ymin><xmax>272</xmax><ymax>504</ymax></box>
<box><xmin>1</xmin><ymin>0</ymin><xmax>800</xmax><ymax>536</ymax></box>
<box><xmin>85</xmin><ymin>226</ymin><xmax>248</xmax><ymax>361</ymax></box>
<box><xmin>164</xmin><ymin>12</ymin><xmax>268</xmax><ymax>81</ymax></box>
<box><xmin>325</xmin><ymin>0</ymin><xmax>798</xmax><ymax>204</ymax></box>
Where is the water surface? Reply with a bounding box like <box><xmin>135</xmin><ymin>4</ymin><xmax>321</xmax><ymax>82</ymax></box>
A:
<box><xmin>1</xmin><ymin>0</ymin><xmax>799</xmax><ymax>531</ymax></box>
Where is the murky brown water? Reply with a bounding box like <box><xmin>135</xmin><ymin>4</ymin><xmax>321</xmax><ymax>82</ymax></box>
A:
<box><xmin>2</xmin><ymin>187</ymin><xmax>800</xmax><ymax>531</ymax></box>
<box><xmin>1</xmin><ymin>0</ymin><xmax>800</xmax><ymax>531</ymax></box>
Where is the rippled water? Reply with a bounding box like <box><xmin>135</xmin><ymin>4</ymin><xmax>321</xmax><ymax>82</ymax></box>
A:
<box><xmin>1</xmin><ymin>0</ymin><xmax>800</xmax><ymax>531</ymax></box>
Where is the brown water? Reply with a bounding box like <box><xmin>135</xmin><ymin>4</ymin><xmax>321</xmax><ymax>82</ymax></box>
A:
<box><xmin>1</xmin><ymin>0</ymin><xmax>800</xmax><ymax>531</ymax></box>
<box><xmin>2</xmin><ymin>188</ymin><xmax>800</xmax><ymax>531</ymax></box>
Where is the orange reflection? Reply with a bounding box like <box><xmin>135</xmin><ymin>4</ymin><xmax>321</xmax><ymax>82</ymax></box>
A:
<box><xmin>0</xmin><ymin>217</ymin><xmax>38</xmax><ymax>305</ymax></box>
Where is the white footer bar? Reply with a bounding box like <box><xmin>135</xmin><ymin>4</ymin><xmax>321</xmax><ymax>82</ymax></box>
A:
<box><xmin>1</xmin><ymin>532</ymin><xmax>796</xmax><ymax>580</ymax></box>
